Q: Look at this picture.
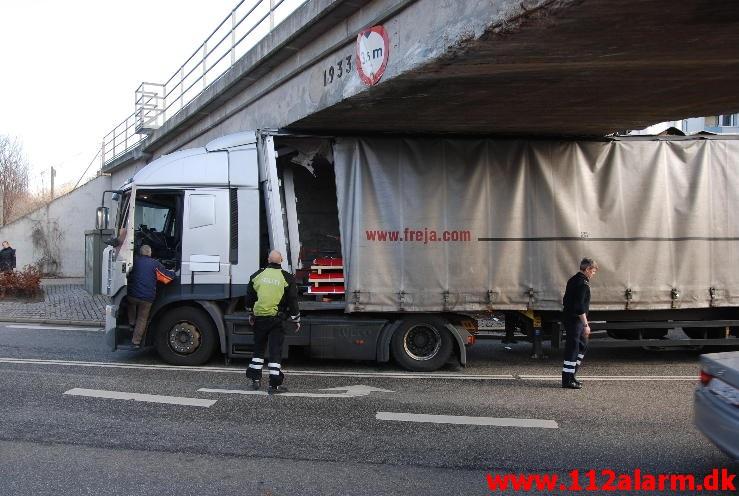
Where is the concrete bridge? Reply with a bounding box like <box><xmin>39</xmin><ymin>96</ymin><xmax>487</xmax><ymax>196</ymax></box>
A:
<box><xmin>104</xmin><ymin>0</ymin><xmax>739</xmax><ymax>183</ymax></box>
<box><xmin>4</xmin><ymin>0</ymin><xmax>739</xmax><ymax>277</ymax></box>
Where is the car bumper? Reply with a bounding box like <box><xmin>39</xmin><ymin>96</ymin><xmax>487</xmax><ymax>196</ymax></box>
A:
<box><xmin>694</xmin><ymin>387</ymin><xmax>739</xmax><ymax>461</ymax></box>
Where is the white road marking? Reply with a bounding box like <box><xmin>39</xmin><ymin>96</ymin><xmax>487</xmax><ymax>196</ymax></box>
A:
<box><xmin>376</xmin><ymin>412</ymin><xmax>559</xmax><ymax>429</ymax></box>
<box><xmin>199</xmin><ymin>384</ymin><xmax>394</xmax><ymax>398</ymax></box>
<box><xmin>64</xmin><ymin>388</ymin><xmax>216</xmax><ymax>408</ymax></box>
<box><xmin>520</xmin><ymin>375</ymin><xmax>697</xmax><ymax>381</ymax></box>
<box><xmin>0</xmin><ymin>358</ymin><xmax>697</xmax><ymax>382</ymax></box>
<box><xmin>3</xmin><ymin>325</ymin><xmax>103</xmax><ymax>332</ymax></box>
<box><xmin>0</xmin><ymin>357</ymin><xmax>515</xmax><ymax>380</ymax></box>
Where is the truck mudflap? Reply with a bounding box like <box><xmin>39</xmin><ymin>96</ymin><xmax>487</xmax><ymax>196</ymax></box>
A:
<box><xmin>196</xmin><ymin>300</ymin><xmax>227</xmax><ymax>354</ymax></box>
<box><xmin>445</xmin><ymin>323</ymin><xmax>469</xmax><ymax>366</ymax></box>
<box><xmin>105</xmin><ymin>304</ymin><xmax>118</xmax><ymax>352</ymax></box>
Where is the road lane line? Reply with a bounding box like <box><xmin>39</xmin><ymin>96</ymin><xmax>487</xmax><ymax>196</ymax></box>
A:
<box><xmin>520</xmin><ymin>375</ymin><xmax>696</xmax><ymax>381</ymax></box>
<box><xmin>0</xmin><ymin>358</ymin><xmax>515</xmax><ymax>380</ymax></box>
<box><xmin>64</xmin><ymin>388</ymin><xmax>216</xmax><ymax>407</ymax></box>
<box><xmin>376</xmin><ymin>412</ymin><xmax>558</xmax><ymax>429</ymax></box>
<box><xmin>3</xmin><ymin>325</ymin><xmax>103</xmax><ymax>332</ymax></box>
<box><xmin>0</xmin><ymin>358</ymin><xmax>697</xmax><ymax>381</ymax></box>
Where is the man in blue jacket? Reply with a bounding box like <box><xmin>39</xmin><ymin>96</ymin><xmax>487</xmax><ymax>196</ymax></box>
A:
<box><xmin>127</xmin><ymin>244</ymin><xmax>175</xmax><ymax>348</ymax></box>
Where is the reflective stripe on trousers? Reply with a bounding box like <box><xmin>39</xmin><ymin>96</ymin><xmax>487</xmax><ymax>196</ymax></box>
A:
<box><xmin>562</xmin><ymin>319</ymin><xmax>588</xmax><ymax>382</ymax></box>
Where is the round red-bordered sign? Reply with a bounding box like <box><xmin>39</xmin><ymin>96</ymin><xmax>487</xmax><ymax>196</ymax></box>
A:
<box><xmin>355</xmin><ymin>25</ymin><xmax>390</xmax><ymax>86</ymax></box>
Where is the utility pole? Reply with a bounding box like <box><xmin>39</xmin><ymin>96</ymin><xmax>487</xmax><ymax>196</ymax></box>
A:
<box><xmin>50</xmin><ymin>166</ymin><xmax>56</xmax><ymax>200</ymax></box>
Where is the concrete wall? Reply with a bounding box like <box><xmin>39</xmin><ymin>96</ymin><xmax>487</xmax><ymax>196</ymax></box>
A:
<box><xmin>0</xmin><ymin>175</ymin><xmax>112</xmax><ymax>277</ymax></box>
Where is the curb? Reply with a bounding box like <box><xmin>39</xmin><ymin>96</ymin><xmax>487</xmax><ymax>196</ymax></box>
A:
<box><xmin>0</xmin><ymin>318</ymin><xmax>104</xmax><ymax>327</ymax></box>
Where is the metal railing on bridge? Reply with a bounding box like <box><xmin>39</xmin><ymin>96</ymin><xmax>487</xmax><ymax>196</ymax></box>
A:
<box><xmin>101</xmin><ymin>0</ymin><xmax>306</xmax><ymax>166</ymax></box>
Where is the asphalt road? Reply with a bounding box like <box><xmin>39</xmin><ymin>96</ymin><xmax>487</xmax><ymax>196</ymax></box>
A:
<box><xmin>0</xmin><ymin>322</ymin><xmax>736</xmax><ymax>495</ymax></box>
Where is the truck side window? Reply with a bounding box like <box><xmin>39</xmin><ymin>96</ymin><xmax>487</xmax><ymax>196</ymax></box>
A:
<box><xmin>189</xmin><ymin>194</ymin><xmax>216</xmax><ymax>229</ymax></box>
<box><xmin>134</xmin><ymin>192</ymin><xmax>181</xmax><ymax>267</ymax></box>
<box><xmin>118</xmin><ymin>193</ymin><xmax>131</xmax><ymax>231</ymax></box>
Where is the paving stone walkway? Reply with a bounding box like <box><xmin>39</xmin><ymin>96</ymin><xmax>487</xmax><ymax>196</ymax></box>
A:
<box><xmin>0</xmin><ymin>278</ymin><xmax>107</xmax><ymax>324</ymax></box>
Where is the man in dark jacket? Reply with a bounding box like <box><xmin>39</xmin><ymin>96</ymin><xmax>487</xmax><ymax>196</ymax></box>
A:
<box><xmin>0</xmin><ymin>241</ymin><xmax>16</xmax><ymax>272</ymax></box>
<box><xmin>244</xmin><ymin>250</ymin><xmax>300</xmax><ymax>394</ymax></box>
<box><xmin>561</xmin><ymin>258</ymin><xmax>598</xmax><ymax>389</ymax></box>
<box><xmin>127</xmin><ymin>244</ymin><xmax>175</xmax><ymax>348</ymax></box>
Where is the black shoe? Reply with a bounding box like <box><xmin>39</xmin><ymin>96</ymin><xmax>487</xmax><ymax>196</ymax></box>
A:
<box><xmin>268</xmin><ymin>385</ymin><xmax>288</xmax><ymax>395</ymax></box>
<box><xmin>573</xmin><ymin>378</ymin><xmax>583</xmax><ymax>386</ymax></box>
<box><xmin>562</xmin><ymin>381</ymin><xmax>582</xmax><ymax>389</ymax></box>
<box><xmin>251</xmin><ymin>379</ymin><xmax>261</xmax><ymax>391</ymax></box>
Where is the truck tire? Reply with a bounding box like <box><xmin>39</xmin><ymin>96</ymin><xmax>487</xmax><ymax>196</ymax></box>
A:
<box><xmin>683</xmin><ymin>327</ymin><xmax>726</xmax><ymax>340</ymax></box>
<box><xmin>155</xmin><ymin>306</ymin><xmax>218</xmax><ymax>365</ymax></box>
<box><xmin>391</xmin><ymin>317</ymin><xmax>453</xmax><ymax>372</ymax></box>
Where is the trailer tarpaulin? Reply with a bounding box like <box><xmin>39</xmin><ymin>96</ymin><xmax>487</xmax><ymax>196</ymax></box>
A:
<box><xmin>333</xmin><ymin>137</ymin><xmax>739</xmax><ymax>313</ymax></box>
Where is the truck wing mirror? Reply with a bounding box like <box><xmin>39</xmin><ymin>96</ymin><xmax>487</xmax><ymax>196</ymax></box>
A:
<box><xmin>96</xmin><ymin>206</ymin><xmax>110</xmax><ymax>230</ymax></box>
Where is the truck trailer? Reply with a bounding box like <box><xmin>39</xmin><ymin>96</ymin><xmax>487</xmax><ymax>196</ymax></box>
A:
<box><xmin>99</xmin><ymin>131</ymin><xmax>739</xmax><ymax>371</ymax></box>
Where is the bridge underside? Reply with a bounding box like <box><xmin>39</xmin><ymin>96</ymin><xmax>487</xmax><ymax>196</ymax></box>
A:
<box><xmin>292</xmin><ymin>0</ymin><xmax>739</xmax><ymax>137</ymax></box>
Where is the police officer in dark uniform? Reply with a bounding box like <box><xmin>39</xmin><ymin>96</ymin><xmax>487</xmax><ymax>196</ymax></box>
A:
<box><xmin>561</xmin><ymin>258</ymin><xmax>598</xmax><ymax>389</ymax></box>
<box><xmin>245</xmin><ymin>250</ymin><xmax>300</xmax><ymax>394</ymax></box>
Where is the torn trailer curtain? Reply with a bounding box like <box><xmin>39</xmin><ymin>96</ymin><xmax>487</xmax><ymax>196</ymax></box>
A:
<box><xmin>332</xmin><ymin>137</ymin><xmax>739</xmax><ymax>313</ymax></box>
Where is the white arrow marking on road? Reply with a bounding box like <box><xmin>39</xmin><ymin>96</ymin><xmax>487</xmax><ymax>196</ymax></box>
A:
<box><xmin>4</xmin><ymin>325</ymin><xmax>103</xmax><ymax>332</ymax></box>
<box><xmin>198</xmin><ymin>384</ymin><xmax>394</xmax><ymax>398</ymax></box>
<box><xmin>376</xmin><ymin>412</ymin><xmax>558</xmax><ymax>429</ymax></box>
<box><xmin>64</xmin><ymin>388</ymin><xmax>216</xmax><ymax>408</ymax></box>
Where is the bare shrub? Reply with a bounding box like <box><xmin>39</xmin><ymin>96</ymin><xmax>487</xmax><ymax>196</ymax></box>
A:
<box><xmin>0</xmin><ymin>265</ymin><xmax>42</xmax><ymax>299</ymax></box>
<box><xmin>0</xmin><ymin>135</ymin><xmax>30</xmax><ymax>223</ymax></box>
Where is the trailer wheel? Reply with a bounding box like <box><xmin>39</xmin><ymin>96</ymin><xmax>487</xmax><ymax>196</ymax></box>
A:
<box><xmin>155</xmin><ymin>306</ymin><xmax>217</xmax><ymax>365</ymax></box>
<box><xmin>391</xmin><ymin>317</ymin><xmax>453</xmax><ymax>372</ymax></box>
<box><xmin>683</xmin><ymin>327</ymin><xmax>726</xmax><ymax>340</ymax></box>
<box><xmin>606</xmin><ymin>330</ymin><xmax>638</xmax><ymax>340</ymax></box>
<box><xmin>606</xmin><ymin>329</ymin><xmax>668</xmax><ymax>340</ymax></box>
<box><xmin>640</xmin><ymin>329</ymin><xmax>668</xmax><ymax>339</ymax></box>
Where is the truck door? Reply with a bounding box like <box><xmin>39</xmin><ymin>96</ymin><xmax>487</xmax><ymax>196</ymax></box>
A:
<box><xmin>105</xmin><ymin>187</ymin><xmax>136</xmax><ymax>351</ymax></box>
<box><xmin>181</xmin><ymin>189</ymin><xmax>231</xmax><ymax>287</ymax></box>
<box><xmin>106</xmin><ymin>188</ymin><xmax>135</xmax><ymax>298</ymax></box>
<box><xmin>258</xmin><ymin>134</ymin><xmax>291</xmax><ymax>271</ymax></box>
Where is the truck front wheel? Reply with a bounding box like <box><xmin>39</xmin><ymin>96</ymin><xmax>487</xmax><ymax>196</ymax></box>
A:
<box><xmin>155</xmin><ymin>306</ymin><xmax>218</xmax><ymax>365</ymax></box>
<box><xmin>391</xmin><ymin>317</ymin><xmax>453</xmax><ymax>372</ymax></box>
